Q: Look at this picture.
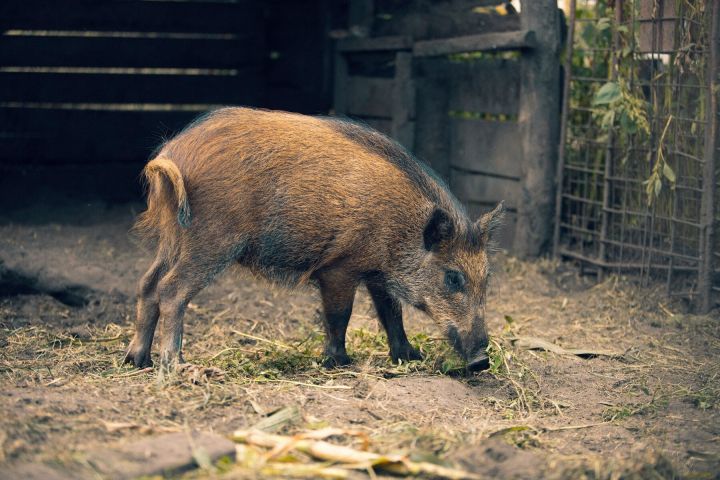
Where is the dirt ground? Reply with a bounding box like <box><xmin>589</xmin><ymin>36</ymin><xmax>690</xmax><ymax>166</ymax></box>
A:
<box><xmin>0</xmin><ymin>203</ymin><xmax>719</xmax><ymax>479</ymax></box>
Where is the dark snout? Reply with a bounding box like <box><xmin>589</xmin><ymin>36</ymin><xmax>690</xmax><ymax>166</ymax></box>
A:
<box><xmin>448</xmin><ymin>317</ymin><xmax>490</xmax><ymax>372</ymax></box>
<box><xmin>466</xmin><ymin>353</ymin><xmax>490</xmax><ymax>371</ymax></box>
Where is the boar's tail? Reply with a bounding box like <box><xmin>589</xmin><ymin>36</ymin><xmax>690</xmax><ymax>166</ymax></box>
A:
<box><xmin>133</xmin><ymin>156</ymin><xmax>191</xmax><ymax>247</ymax></box>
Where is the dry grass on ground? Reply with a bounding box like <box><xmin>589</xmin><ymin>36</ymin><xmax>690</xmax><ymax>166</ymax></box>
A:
<box><xmin>0</xmin><ymin>207</ymin><xmax>719</xmax><ymax>479</ymax></box>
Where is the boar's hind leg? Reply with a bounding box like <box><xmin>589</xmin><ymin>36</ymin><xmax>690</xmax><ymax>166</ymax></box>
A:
<box><xmin>155</xmin><ymin>254</ymin><xmax>227</xmax><ymax>369</ymax></box>
<box><xmin>124</xmin><ymin>254</ymin><xmax>167</xmax><ymax>368</ymax></box>
<box><xmin>317</xmin><ymin>270</ymin><xmax>357</xmax><ymax>368</ymax></box>
<box><xmin>367</xmin><ymin>283</ymin><xmax>422</xmax><ymax>363</ymax></box>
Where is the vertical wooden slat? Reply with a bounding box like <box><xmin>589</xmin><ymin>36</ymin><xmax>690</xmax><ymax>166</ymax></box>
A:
<box><xmin>391</xmin><ymin>51</ymin><xmax>415</xmax><ymax>149</ymax></box>
<box><xmin>333</xmin><ymin>50</ymin><xmax>348</xmax><ymax>115</ymax></box>
<box><xmin>698</xmin><ymin>0</ymin><xmax>719</xmax><ymax>312</ymax></box>
<box><xmin>414</xmin><ymin>59</ymin><xmax>451</xmax><ymax>180</ymax></box>
<box><xmin>514</xmin><ymin>0</ymin><xmax>562</xmax><ymax>257</ymax></box>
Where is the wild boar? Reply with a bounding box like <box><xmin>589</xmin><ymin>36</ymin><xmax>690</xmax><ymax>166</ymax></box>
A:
<box><xmin>124</xmin><ymin>107</ymin><xmax>504</xmax><ymax>371</ymax></box>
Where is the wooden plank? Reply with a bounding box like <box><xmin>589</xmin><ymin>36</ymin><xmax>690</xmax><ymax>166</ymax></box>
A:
<box><xmin>448</xmin><ymin>60</ymin><xmax>521</xmax><ymax>115</ymax></box>
<box><xmin>333</xmin><ymin>50</ymin><xmax>349</xmax><ymax>115</ymax></box>
<box><xmin>0</xmin><ymin>0</ymin><xmax>259</xmax><ymax>33</ymax></box>
<box><xmin>346</xmin><ymin>76</ymin><xmax>394</xmax><ymax>118</ymax></box>
<box><xmin>413</xmin><ymin>30</ymin><xmax>536</xmax><ymax>57</ymax></box>
<box><xmin>698</xmin><ymin>0</ymin><xmax>719</xmax><ymax>312</ymax></box>
<box><xmin>0</xmin><ymin>36</ymin><xmax>263</xmax><ymax>68</ymax></box>
<box><xmin>515</xmin><ymin>0</ymin><xmax>561</xmax><ymax>257</ymax></box>
<box><xmin>391</xmin><ymin>51</ymin><xmax>415</xmax><ymax>149</ymax></box>
<box><xmin>337</xmin><ymin>36</ymin><xmax>412</xmax><ymax>52</ymax></box>
<box><xmin>0</xmin><ymin>70</ymin><xmax>264</xmax><ymax>104</ymax></box>
<box><xmin>0</xmin><ymin>108</ymin><xmax>198</xmax><ymax>163</ymax></box>
<box><xmin>372</xmin><ymin>0</ymin><xmax>520</xmax><ymax>40</ymax></box>
<box><xmin>414</xmin><ymin>72</ymin><xmax>451</xmax><ymax>180</ymax></box>
<box><xmin>449</xmin><ymin>118</ymin><xmax>522</xmax><ymax>178</ymax></box>
<box><xmin>450</xmin><ymin>169</ymin><xmax>520</xmax><ymax>207</ymax></box>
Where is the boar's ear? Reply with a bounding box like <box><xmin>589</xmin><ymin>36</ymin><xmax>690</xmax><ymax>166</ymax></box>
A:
<box><xmin>476</xmin><ymin>201</ymin><xmax>505</xmax><ymax>241</ymax></box>
<box><xmin>424</xmin><ymin>207</ymin><xmax>455</xmax><ymax>251</ymax></box>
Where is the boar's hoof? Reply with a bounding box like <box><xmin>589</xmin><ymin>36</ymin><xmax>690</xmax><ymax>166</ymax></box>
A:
<box><xmin>322</xmin><ymin>353</ymin><xmax>353</xmax><ymax>369</ymax></box>
<box><xmin>391</xmin><ymin>346</ymin><xmax>423</xmax><ymax>363</ymax></box>
<box><xmin>466</xmin><ymin>354</ymin><xmax>490</xmax><ymax>372</ymax></box>
<box><xmin>123</xmin><ymin>349</ymin><xmax>153</xmax><ymax>369</ymax></box>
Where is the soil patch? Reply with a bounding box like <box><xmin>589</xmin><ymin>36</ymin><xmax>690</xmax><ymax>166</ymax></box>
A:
<box><xmin>1</xmin><ymin>204</ymin><xmax>718</xmax><ymax>478</ymax></box>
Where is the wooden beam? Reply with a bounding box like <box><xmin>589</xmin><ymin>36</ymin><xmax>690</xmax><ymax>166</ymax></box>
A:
<box><xmin>413</xmin><ymin>30</ymin><xmax>535</xmax><ymax>57</ymax></box>
<box><xmin>391</xmin><ymin>51</ymin><xmax>415</xmax><ymax>149</ymax></box>
<box><xmin>337</xmin><ymin>35</ymin><xmax>412</xmax><ymax>53</ymax></box>
<box><xmin>698</xmin><ymin>0</ymin><xmax>719</xmax><ymax>312</ymax></box>
<box><xmin>513</xmin><ymin>1</ymin><xmax>562</xmax><ymax>257</ymax></box>
<box><xmin>332</xmin><ymin>49</ymin><xmax>348</xmax><ymax>115</ymax></box>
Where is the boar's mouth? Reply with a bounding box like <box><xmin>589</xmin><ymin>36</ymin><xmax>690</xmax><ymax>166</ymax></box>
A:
<box><xmin>447</xmin><ymin>325</ymin><xmax>490</xmax><ymax>372</ymax></box>
<box><xmin>466</xmin><ymin>354</ymin><xmax>490</xmax><ymax>372</ymax></box>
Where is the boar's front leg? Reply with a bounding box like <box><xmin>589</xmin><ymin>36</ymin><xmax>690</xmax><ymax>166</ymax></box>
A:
<box><xmin>367</xmin><ymin>282</ymin><xmax>422</xmax><ymax>363</ymax></box>
<box><xmin>317</xmin><ymin>270</ymin><xmax>357</xmax><ymax>368</ymax></box>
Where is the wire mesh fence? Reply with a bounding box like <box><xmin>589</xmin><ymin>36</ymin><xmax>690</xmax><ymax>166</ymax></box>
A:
<box><xmin>554</xmin><ymin>0</ymin><xmax>719</xmax><ymax>311</ymax></box>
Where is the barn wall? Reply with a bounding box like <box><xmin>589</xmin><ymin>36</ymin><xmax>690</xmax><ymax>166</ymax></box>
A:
<box><xmin>0</xmin><ymin>0</ymin><xmax>342</xmax><ymax>207</ymax></box>
<box><xmin>338</xmin><ymin>0</ymin><xmax>524</xmax><ymax>247</ymax></box>
<box><xmin>335</xmin><ymin>0</ymin><xmax>562</xmax><ymax>252</ymax></box>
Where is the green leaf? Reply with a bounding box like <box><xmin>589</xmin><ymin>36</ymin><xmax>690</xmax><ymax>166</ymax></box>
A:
<box><xmin>663</xmin><ymin>162</ymin><xmax>676</xmax><ymax>183</ymax></box>
<box><xmin>619</xmin><ymin>111</ymin><xmax>634</xmax><ymax>132</ymax></box>
<box><xmin>593</xmin><ymin>82</ymin><xmax>621</xmax><ymax>105</ymax></box>
<box><xmin>601</xmin><ymin>109</ymin><xmax>615</xmax><ymax>129</ymax></box>
<box><xmin>596</xmin><ymin>18</ymin><xmax>611</xmax><ymax>31</ymax></box>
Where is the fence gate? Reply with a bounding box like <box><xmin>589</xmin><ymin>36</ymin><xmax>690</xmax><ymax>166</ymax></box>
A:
<box><xmin>334</xmin><ymin>0</ymin><xmax>562</xmax><ymax>255</ymax></box>
<box><xmin>554</xmin><ymin>0</ymin><xmax>719</xmax><ymax>311</ymax></box>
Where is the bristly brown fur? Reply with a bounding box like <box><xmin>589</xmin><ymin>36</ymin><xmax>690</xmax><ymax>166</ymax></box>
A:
<box><xmin>132</xmin><ymin>156</ymin><xmax>190</xmax><ymax>251</ymax></box>
<box><xmin>124</xmin><ymin>107</ymin><xmax>504</xmax><ymax>370</ymax></box>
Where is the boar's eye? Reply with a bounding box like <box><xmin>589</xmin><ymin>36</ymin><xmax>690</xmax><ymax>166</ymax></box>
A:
<box><xmin>444</xmin><ymin>270</ymin><xmax>466</xmax><ymax>293</ymax></box>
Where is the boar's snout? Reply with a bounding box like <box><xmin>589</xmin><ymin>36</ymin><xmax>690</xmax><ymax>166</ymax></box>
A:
<box><xmin>448</xmin><ymin>316</ymin><xmax>490</xmax><ymax>371</ymax></box>
<box><xmin>466</xmin><ymin>354</ymin><xmax>490</xmax><ymax>371</ymax></box>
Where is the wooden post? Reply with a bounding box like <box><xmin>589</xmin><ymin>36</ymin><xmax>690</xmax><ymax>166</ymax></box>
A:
<box><xmin>514</xmin><ymin>0</ymin><xmax>562</xmax><ymax>257</ymax></box>
<box><xmin>698</xmin><ymin>0</ymin><xmax>719</xmax><ymax>312</ymax></box>
<box><xmin>414</xmin><ymin>59</ymin><xmax>451</xmax><ymax>181</ymax></box>
<box><xmin>333</xmin><ymin>49</ymin><xmax>348</xmax><ymax>115</ymax></box>
<box><xmin>335</xmin><ymin>0</ymin><xmax>373</xmax><ymax>116</ymax></box>
<box><xmin>392</xmin><ymin>51</ymin><xmax>415</xmax><ymax>149</ymax></box>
